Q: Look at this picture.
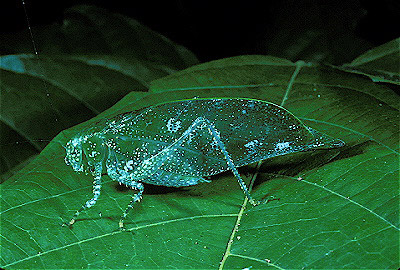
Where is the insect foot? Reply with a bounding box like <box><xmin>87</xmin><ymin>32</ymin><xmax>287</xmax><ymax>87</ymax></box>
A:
<box><xmin>118</xmin><ymin>183</ymin><xmax>144</xmax><ymax>230</ymax></box>
<box><xmin>249</xmin><ymin>199</ymin><xmax>261</xmax><ymax>207</ymax></box>
<box><xmin>63</xmin><ymin>98</ymin><xmax>344</xmax><ymax>229</ymax></box>
<box><xmin>118</xmin><ymin>220</ymin><xmax>127</xmax><ymax>231</ymax></box>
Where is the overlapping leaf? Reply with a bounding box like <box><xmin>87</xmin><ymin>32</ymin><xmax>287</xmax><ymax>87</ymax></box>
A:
<box><xmin>340</xmin><ymin>37</ymin><xmax>400</xmax><ymax>85</ymax></box>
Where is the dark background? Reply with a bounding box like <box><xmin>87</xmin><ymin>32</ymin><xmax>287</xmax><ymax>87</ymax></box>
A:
<box><xmin>1</xmin><ymin>0</ymin><xmax>399</xmax><ymax>64</ymax></box>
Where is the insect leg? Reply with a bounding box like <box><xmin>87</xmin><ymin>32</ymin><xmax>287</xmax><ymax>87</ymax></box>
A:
<box><xmin>134</xmin><ymin>117</ymin><xmax>216</xmax><ymax>178</ymax></box>
<box><xmin>119</xmin><ymin>182</ymin><xmax>144</xmax><ymax>230</ymax></box>
<box><xmin>201</xmin><ymin>118</ymin><xmax>261</xmax><ymax>206</ymax></box>
<box><xmin>142</xmin><ymin>117</ymin><xmax>215</xmax><ymax>164</ymax></box>
<box><xmin>65</xmin><ymin>164</ymin><xmax>103</xmax><ymax>226</ymax></box>
<box><xmin>145</xmin><ymin>117</ymin><xmax>261</xmax><ymax>206</ymax></box>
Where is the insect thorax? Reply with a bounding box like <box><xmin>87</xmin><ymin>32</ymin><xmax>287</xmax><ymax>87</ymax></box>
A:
<box><xmin>65</xmin><ymin>131</ymin><xmax>107</xmax><ymax>175</ymax></box>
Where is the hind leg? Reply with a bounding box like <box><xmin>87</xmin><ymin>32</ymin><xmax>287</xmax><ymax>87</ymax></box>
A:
<box><xmin>144</xmin><ymin>117</ymin><xmax>261</xmax><ymax>206</ymax></box>
<box><xmin>201</xmin><ymin>118</ymin><xmax>261</xmax><ymax>206</ymax></box>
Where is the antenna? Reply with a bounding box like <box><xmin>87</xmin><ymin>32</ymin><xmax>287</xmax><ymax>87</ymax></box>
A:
<box><xmin>20</xmin><ymin>0</ymin><xmax>58</xmax><ymax>123</ymax></box>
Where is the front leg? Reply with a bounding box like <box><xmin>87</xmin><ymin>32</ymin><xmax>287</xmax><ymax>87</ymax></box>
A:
<box><xmin>64</xmin><ymin>164</ymin><xmax>103</xmax><ymax>227</ymax></box>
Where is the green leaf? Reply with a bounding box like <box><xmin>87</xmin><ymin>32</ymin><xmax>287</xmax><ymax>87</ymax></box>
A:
<box><xmin>0</xmin><ymin>5</ymin><xmax>198</xmax><ymax>177</ymax></box>
<box><xmin>2</xmin><ymin>53</ymin><xmax>398</xmax><ymax>268</ymax></box>
<box><xmin>340</xmin><ymin>37</ymin><xmax>400</xmax><ymax>85</ymax></box>
<box><xmin>1</xmin><ymin>5</ymin><xmax>198</xmax><ymax>69</ymax></box>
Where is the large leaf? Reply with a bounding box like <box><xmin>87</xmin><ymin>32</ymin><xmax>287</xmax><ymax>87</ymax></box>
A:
<box><xmin>1</xmin><ymin>54</ymin><xmax>399</xmax><ymax>269</ymax></box>
<box><xmin>339</xmin><ymin>37</ymin><xmax>400</xmax><ymax>85</ymax></box>
<box><xmin>0</xmin><ymin>5</ymin><xmax>198</xmax><ymax>178</ymax></box>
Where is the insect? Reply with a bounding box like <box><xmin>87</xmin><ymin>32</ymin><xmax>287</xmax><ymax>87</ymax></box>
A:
<box><xmin>64</xmin><ymin>97</ymin><xmax>345</xmax><ymax>230</ymax></box>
